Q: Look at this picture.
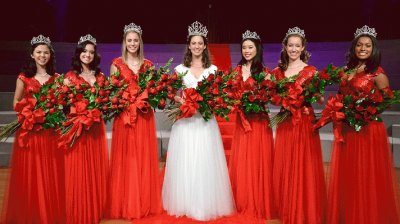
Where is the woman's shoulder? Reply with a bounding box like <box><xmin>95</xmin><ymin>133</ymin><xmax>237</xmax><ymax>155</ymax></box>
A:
<box><xmin>112</xmin><ymin>57</ymin><xmax>123</xmax><ymax>66</ymax></box>
<box><xmin>207</xmin><ymin>64</ymin><xmax>217</xmax><ymax>73</ymax></box>
<box><xmin>175</xmin><ymin>64</ymin><xmax>188</xmax><ymax>73</ymax></box>
<box><xmin>143</xmin><ymin>58</ymin><xmax>153</xmax><ymax>67</ymax></box>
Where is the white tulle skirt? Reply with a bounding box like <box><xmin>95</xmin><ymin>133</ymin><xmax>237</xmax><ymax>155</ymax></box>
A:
<box><xmin>162</xmin><ymin>113</ymin><xmax>236</xmax><ymax>221</ymax></box>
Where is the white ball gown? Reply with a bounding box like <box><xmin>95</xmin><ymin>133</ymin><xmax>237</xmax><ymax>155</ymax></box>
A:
<box><xmin>162</xmin><ymin>64</ymin><xmax>236</xmax><ymax>221</ymax></box>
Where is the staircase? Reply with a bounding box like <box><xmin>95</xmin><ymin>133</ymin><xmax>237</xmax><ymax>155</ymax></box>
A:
<box><xmin>209</xmin><ymin>44</ymin><xmax>236</xmax><ymax>163</ymax></box>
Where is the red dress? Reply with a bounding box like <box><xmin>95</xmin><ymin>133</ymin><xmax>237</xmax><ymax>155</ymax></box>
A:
<box><xmin>271</xmin><ymin>66</ymin><xmax>327</xmax><ymax>224</ymax></box>
<box><xmin>106</xmin><ymin>58</ymin><xmax>162</xmax><ymax>219</ymax></box>
<box><xmin>228</xmin><ymin>66</ymin><xmax>276</xmax><ymax>220</ymax></box>
<box><xmin>327</xmin><ymin>67</ymin><xmax>400</xmax><ymax>224</ymax></box>
<box><xmin>64</xmin><ymin>71</ymin><xmax>109</xmax><ymax>224</ymax></box>
<box><xmin>1</xmin><ymin>73</ymin><xmax>65</xmax><ymax>224</ymax></box>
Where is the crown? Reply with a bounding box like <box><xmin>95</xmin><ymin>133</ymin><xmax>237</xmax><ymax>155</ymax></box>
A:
<box><xmin>354</xmin><ymin>25</ymin><xmax>377</xmax><ymax>38</ymax></box>
<box><xmin>242</xmin><ymin>30</ymin><xmax>260</xmax><ymax>40</ymax></box>
<box><xmin>124</xmin><ymin>22</ymin><xmax>142</xmax><ymax>35</ymax></box>
<box><xmin>30</xmin><ymin>34</ymin><xmax>51</xmax><ymax>45</ymax></box>
<box><xmin>188</xmin><ymin>21</ymin><xmax>208</xmax><ymax>38</ymax></box>
<box><xmin>78</xmin><ymin>34</ymin><xmax>97</xmax><ymax>45</ymax></box>
<box><xmin>285</xmin><ymin>27</ymin><xmax>305</xmax><ymax>38</ymax></box>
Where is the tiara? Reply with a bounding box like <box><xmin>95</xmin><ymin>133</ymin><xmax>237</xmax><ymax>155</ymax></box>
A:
<box><xmin>354</xmin><ymin>25</ymin><xmax>377</xmax><ymax>38</ymax></box>
<box><xmin>78</xmin><ymin>34</ymin><xmax>97</xmax><ymax>45</ymax></box>
<box><xmin>285</xmin><ymin>27</ymin><xmax>305</xmax><ymax>38</ymax></box>
<box><xmin>242</xmin><ymin>30</ymin><xmax>260</xmax><ymax>40</ymax></box>
<box><xmin>124</xmin><ymin>23</ymin><xmax>142</xmax><ymax>35</ymax></box>
<box><xmin>31</xmin><ymin>34</ymin><xmax>51</xmax><ymax>45</ymax></box>
<box><xmin>188</xmin><ymin>21</ymin><xmax>208</xmax><ymax>38</ymax></box>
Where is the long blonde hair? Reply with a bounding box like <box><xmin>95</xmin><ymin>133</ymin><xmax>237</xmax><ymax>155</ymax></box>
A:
<box><xmin>121</xmin><ymin>31</ymin><xmax>144</xmax><ymax>65</ymax></box>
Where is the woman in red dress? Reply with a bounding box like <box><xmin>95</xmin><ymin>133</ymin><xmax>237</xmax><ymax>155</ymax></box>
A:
<box><xmin>1</xmin><ymin>35</ymin><xmax>65</xmax><ymax>223</ymax></box>
<box><xmin>106</xmin><ymin>22</ymin><xmax>162</xmax><ymax>220</ymax></box>
<box><xmin>63</xmin><ymin>34</ymin><xmax>109</xmax><ymax>224</ymax></box>
<box><xmin>228</xmin><ymin>30</ymin><xmax>276</xmax><ymax>220</ymax></box>
<box><xmin>327</xmin><ymin>25</ymin><xmax>400</xmax><ymax>224</ymax></box>
<box><xmin>271</xmin><ymin>27</ymin><xmax>327</xmax><ymax>224</ymax></box>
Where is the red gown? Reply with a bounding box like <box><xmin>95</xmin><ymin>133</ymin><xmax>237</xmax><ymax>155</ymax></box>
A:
<box><xmin>64</xmin><ymin>71</ymin><xmax>109</xmax><ymax>224</ymax></box>
<box><xmin>228</xmin><ymin>66</ymin><xmax>276</xmax><ymax>220</ymax></box>
<box><xmin>271</xmin><ymin>66</ymin><xmax>327</xmax><ymax>224</ymax></box>
<box><xmin>1</xmin><ymin>73</ymin><xmax>66</xmax><ymax>224</ymax></box>
<box><xmin>327</xmin><ymin>67</ymin><xmax>400</xmax><ymax>224</ymax></box>
<box><xmin>106</xmin><ymin>57</ymin><xmax>162</xmax><ymax>219</ymax></box>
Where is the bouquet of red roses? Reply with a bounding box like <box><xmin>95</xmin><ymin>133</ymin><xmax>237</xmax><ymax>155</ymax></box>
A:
<box><xmin>313</xmin><ymin>86</ymin><xmax>400</xmax><ymax>138</ymax></box>
<box><xmin>0</xmin><ymin>78</ymin><xmax>66</xmax><ymax>147</ymax></box>
<box><xmin>57</xmin><ymin>74</ymin><xmax>108</xmax><ymax>148</ymax></box>
<box><xmin>166</xmin><ymin>70</ymin><xmax>238</xmax><ymax>122</ymax></box>
<box><xmin>138</xmin><ymin>58</ymin><xmax>184</xmax><ymax>110</ymax></box>
<box><xmin>270</xmin><ymin>64</ymin><xmax>345</xmax><ymax>126</ymax></box>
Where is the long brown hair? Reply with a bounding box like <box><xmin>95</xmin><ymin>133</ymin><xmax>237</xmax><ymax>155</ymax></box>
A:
<box><xmin>183</xmin><ymin>35</ymin><xmax>211</xmax><ymax>68</ymax></box>
<box><xmin>278</xmin><ymin>34</ymin><xmax>311</xmax><ymax>71</ymax></box>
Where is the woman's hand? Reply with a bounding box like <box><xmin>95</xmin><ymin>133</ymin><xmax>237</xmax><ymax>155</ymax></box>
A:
<box><xmin>174</xmin><ymin>95</ymin><xmax>184</xmax><ymax>104</ymax></box>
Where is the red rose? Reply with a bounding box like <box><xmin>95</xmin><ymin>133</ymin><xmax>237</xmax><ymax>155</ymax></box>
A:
<box><xmin>90</xmin><ymin>87</ymin><xmax>96</xmax><ymax>93</ymax></box>
<box><xmin>62</xmin><ymin>85</ymin><xmax>70</xmax><ymax>93</ymax></box>
<box><xmin>212</xmin><ymin>88</ymin><xmax>219</xmax><ymax>95</ymax></box>
<box><xmin>158</xmin><ymin>99</ymin><xmax>166</xmax><ymax>109</ymax></box>
<box><xmin>248</xmin><ymin>95</ymin><xmax>256</xmax><ymax>102</ymax></box>
<box><xmin>366</xmin><ymin>106</ymin><xmax>377</xmax><ymax>115</ymax></box>
<box><xmin>112</xmin><ymin>105</ymin><xmax>118</xmax><ymax>109</ymax></box>
<box><xmin>149</xmin><ymin>88</ymin><xmax>157</xmax><ymax>94</ymax></box>
<box><xmin>104</xmin><ymin>80</ymin><xmax>110</xmax><ymax>86</ymax></box>
<box><xmin>102</xmin><ymin>97</ymin><xmax>109</xmax><ymax>102</ymax></box>
<box><xmin>45</xmin><ymin>102</ymin><xmax>52</xmax><ymax>108</ymax></box>
<box><xmin>76</xmin><ymin>93</ymin><xmax>84</xmax><ymax>101</ymax></box>
<box><xmin>168</xmin><ymin>93</ymin><xmax>175</xmax><ymax>100</ymax></box>
<box><xmin>319</xmin><ymin>71</ymin><xmax>330</xmax><ymax>80</ymax></box>
<box><xmin>95</xmin><ymin>98</ymin><xmax>102</xmax><ymax>104</ymax></box>
<box><xmin>208</xmin><ymin>100</ymin><xmax>215</xmax><ymax>107</ymax></box>
<box><xmin>75</xmin><ymin>84</ymin><xmax>81</xmax><ymax>91</ymax></box>
<box><xmin>99</xmin><ymin>90</ymin><xmax>106</xmax><ymax>97</ymax></box>
<box><xmin>111</xmin><ymin>97</ymin><xmax>118</xmax><ymax>104</ymax></box>
<box><xmin>227</xmin><ymin>92</ymin><xmax>234</xmax><ymax>98</ymax></box>
<box><xmin>215</xmin><ymin>97</ymin><xmax>224</xmax><ymax>105</ymax></box>
<box><xmin>102</xmin><ymin>105</ymin><xmax>108</xmax><ymax>111</ymax></box>
<box><xmin>148</xmin><ymin>80</ymin><xmax>155</xmax><ymax>87</ymax></box>
<box><xmin>171</xmin><ymin>73</ymin><xmax>178</xmax><ymax>81</ymax></box>
<box><xmin>39</xmin><ymin>95</ymin><xmax>46</xmax><ymax>102</ymax></box>
<box><xmin>49</xmin><ymin>108</ymin><xmax>55</xmax><ymax>114</ymax></box>
<box><xmin>161</xmin><ymin>74</ymin><xmax>168</xmax><ymax>81</ymax></box>
<box><xmin>207</xmin><ymin>74</ymin><xmax>215</xmax><ymax>82</ymax></box>
<box><xmin>226</xmin><ymin>80</ymin><xmax>233</xmax><ymax>86</ymax></box>
<box><xmin>215</xmin><ymin>75</ymin><xmax>222</xmax><ymax>84</ymax></box>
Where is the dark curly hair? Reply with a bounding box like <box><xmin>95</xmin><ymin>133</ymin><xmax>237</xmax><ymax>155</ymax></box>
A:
<box><xmin>238</xmin><ymin>38</ymin><xmax>264</xmax><ymax>75</ymax></box>
<box><xmin>346</xmin><ymin>34</ymin><xmax>381</xmax><ymax>74</ymax></box>
<box><xmin>71</xmin><ymin>41</ymin><xmax>101</xmax><ymax>76</ymax></box>
<box><xmin>183</xmin><ymin>35</ymin><xmax>211</xmax><ymax>68</ymax></box>
<box><xmin>278</xmin><ymin>34</ymin><xmax>311</xmax><ymax>71</ymax></box>
<box><xmin>21</xmin><ymin>43</ymin><xmax>56</xmax><ymax>77</ymax></box>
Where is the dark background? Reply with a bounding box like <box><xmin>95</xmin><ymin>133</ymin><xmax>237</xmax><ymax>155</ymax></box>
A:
<box><xmin>1</xmin><ymin>0</ymin><xmax>399</xmax><ymax>43</ymax></box>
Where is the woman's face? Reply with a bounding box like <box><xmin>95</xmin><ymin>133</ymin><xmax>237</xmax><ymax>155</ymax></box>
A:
<box><xmin>125</xmin><ymin>31</ymin><xmax>140</xmax><ymax>54</ymax></box>
<box><xmin>355</xmin><ymin>36</ymin><xmax>373</xmax><ymax>60</ymax></box>
<box><xmin>242</xmin><ymin>40</ymin><xmax>257</xmax><ymax>62</ymax></box>
<box><xmin>79</xmin><ymin>43</ymin><xmax>95</xmax><ymax>65</ymax></box>
<box><xmin>31</xmin><ymin>44</ymin><xmax>51</xmax><ymax>67</ymax></box>
<box><xmin>285</xmin><ymin>36</ymin><xmax>304</xmax><ymax>61</ymax></box>
<box><xmin>188</xmin><ymin>35</ymin><xmax>206</xmax><ymax>57</ymax></box>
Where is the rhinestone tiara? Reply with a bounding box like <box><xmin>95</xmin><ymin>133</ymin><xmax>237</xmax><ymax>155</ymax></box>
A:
<box><xmin>124</xmin><ymin>22</ymin><xmax>142</xmax><ymax>35</ymax></box>
<box><xmin>285</xmin><ymin>27</ymin><xmax>305</xmax><ymax>38</ymax></box>
<box><xmin>354</xmin><ymin>25</ymin><xmax>377</xmax><ymax>38</ymax></box>
<box><xmin>31</xmin><ymin>34</ymin><xmax>51</xmax><ymax>45</ymax></box>
<box><xmin>78</xmin><ymin>34</ymin><xmax>96</xmax><ymax>45</ymax></box>
<box><xmin>188</xmin><ymin>21</ymin><xmax>208</xmax><ymax>38</ymax></box>
<box><xmin>242</xmin><ymin>30</ymin><xmax>260</xmax><ymax>40</ymax></box>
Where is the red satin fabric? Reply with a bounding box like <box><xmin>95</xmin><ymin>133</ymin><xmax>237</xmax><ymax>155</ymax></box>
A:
<box><xmin>63</xmin><ymin>71</ymin><xmax>109</xmax><ymax>224</ymax></box>
<box><xmin>273</xmin><ymin>114</ymin><xmax>327</xmax><ymax>224</ymax></box>
<box><xmin>328</xmin><ymin>122</ymin><xmax>400</xmax><ymax>224</ymax></box>
<box><xmin>2</xmin><ymin>74</ymin><xmax>65</xmax><ymax>224</ymax></box>
<box><xmin>229</xmin><ymin>114</ymin><xmax>277</xmax><ymax>219</ymax></box>
<box><xmin>106</xmin><ymin>57</ymin><xmax>162</xmax><ymax>219</ymax></box>
<box><xmin>64</xmin><ymin>122</ymin><xmax>108</xmax><ymax>224</ymax></box>
<box><xmin>327</xmin><ymin>66</ymin><xmax>400</xmax><ymax>224</ymax></box>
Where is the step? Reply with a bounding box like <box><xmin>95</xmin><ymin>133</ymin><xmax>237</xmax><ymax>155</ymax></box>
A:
<box><xmin>0</xmin><ymin>111</ymin><xmax>16</xmax><ymax>124</ymax></box>
<box><xmin>393</xmin><ymin>124</ymin><xmax>400</xmax><ymax>167</ymax></box>
<box><xmin>0</xmin><ymin>92</ymin><xmax>14</xmax><ymax>111</ymax></box>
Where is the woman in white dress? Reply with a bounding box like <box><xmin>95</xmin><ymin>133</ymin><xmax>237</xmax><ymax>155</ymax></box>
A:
<box><xmin>162</xmin><ymin>21</ymin><xmax>235</xmax><ymax>221</ymax></box>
